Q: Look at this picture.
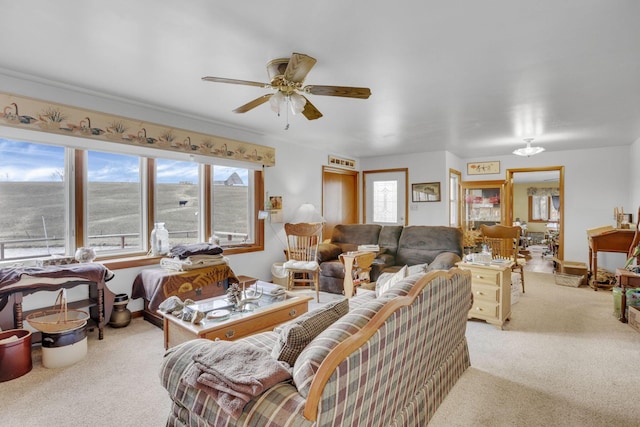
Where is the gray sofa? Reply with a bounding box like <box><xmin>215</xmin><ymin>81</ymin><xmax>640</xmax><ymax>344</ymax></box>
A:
<box><xmin>318</xmin><ymin>224</ymin><xmax>463</xmax><ymax>294</ymax></box>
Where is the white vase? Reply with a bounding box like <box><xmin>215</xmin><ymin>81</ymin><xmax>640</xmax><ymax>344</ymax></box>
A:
<box><xmin>151</xmin><ymin>223</ymin><xmax>170</xmax><ymax>255</ymax></box>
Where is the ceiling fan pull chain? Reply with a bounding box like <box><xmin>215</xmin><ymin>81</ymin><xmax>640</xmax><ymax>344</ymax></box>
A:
<box><xmin>285</xmin><ymin>95</ymin><xmax>290</xmax><ymax>130</ymax></box>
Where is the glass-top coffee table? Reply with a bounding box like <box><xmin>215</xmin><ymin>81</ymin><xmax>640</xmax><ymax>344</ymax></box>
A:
<box><xmin>159</xmin><ymin>289</ymin><xmax>312</xmax><ymax>349</ymax></box>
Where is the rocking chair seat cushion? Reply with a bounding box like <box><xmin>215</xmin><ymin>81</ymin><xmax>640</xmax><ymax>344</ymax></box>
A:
<box><xmin>283</xmin><ymin>260</ymin><xmax>319</xmax><ymax>271</ymax></box>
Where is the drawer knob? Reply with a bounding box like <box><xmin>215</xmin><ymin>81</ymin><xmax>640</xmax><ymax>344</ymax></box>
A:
<box><xmin>476</xmin><ymin>291</ymin><xmax>483</xmax><ymax>295</ymax></box>
<box><xmin>225</xmin><ymin>329</ymin><xmax>235</xmax><ymax>338</ymax></box>
<box><xmin>475</xmin><ymin>275</ymin><xmax>484</xmax><ymax>279</ymax></box>
<box><xmin>476</xmin><ymin>307</ymin><xmax>483</xmax><ymax>311</ymax></box>
<box><xmin>289</xmin><ymin>309</ymin><xmax>297</xmax><ymax>317</ymax></box>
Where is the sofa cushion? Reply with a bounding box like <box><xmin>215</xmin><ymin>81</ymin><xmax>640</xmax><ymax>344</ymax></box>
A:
<box><xmin>395</xmin><ymin>226</ymin><xmax>463</xmax><ymax>266</ymax></box>
<box><xmin>292</xmin><ymin>294</ymin><xmax>394</xmax><ymax>397</ymax></box>
<box><xmin>375</xmin><ymin>265</ymin><xmax>407</xmax><ymax>297</ymax></box>
<box><xmin>271</xmin><ymin>298</ymin><xmax>349</xmax><ymax>366</ymax></box>
<box><xmin>378</xmin><ymin>225</ymin><xmax>404</xmax><ymax>257</ymax></box>
<box><xmin>331</xmin><ymin>224</ymin><xmax>382</xmax><ymax>247</ymax></box>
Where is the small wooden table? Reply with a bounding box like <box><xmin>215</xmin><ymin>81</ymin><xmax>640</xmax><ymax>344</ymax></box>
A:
<box><xmin>160</xmin><ymin>291</ymin><xmax>312</xmax><ymax>349</ymax></box>
<box><xmin>615</xmin><ymin>268</ymin><xmax>640</xmax><ymax>323</ymax></box>
<box><xmin>339</xmin><ymin>251</ymin><xmax>376</xmax><ymax>298</ymax></box>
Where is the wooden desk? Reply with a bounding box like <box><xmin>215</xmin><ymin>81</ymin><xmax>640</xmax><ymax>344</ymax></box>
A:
<box><xmin>615</xmin><ymin>268</ymin><xmax>640</xmax><ymax>323</ymax></box>
<box><xmin>587</xmin><ymin>228</ymin><xmax>635</xmax><ymax>290</ymax></box>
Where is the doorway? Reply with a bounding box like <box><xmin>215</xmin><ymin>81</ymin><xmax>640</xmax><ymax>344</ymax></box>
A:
<box><xmin>322</xmin><ymin>166</ymin><xmax>359</xmax><ymax>239</ymax></box>
<box><xmin>505</xmin><ymin>166</ymin><xmax>565</xmax><ymax>263</ymax></box>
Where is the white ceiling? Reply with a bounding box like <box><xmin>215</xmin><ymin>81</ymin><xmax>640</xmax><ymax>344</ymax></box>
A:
<box><xmin>1</xmin><ymin>1</ymin><xmax>639</xmax><ymax>159</ymax></box>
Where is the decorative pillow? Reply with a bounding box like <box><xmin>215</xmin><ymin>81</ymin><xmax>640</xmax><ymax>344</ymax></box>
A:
<box><xmin>271</xmin><ymin>298</ymin><xmax>349</xmax><ymax>366</ymax></box>
<box><xmin>407</xmin><ymin>263</ymin><xmax>428</xmax><ymax>276</ymax></box>
<box><xmin>375</xmin><ymin>265</ymin><xmax>407</xmax><ymax>297</ymax></box>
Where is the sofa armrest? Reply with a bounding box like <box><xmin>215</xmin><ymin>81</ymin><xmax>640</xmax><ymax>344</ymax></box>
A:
<box><xmin>425</xmin><ymin>252</ymin><xmax>462</xmax><ymax>271</ymax></box>
<box><xmin>317</xmin><ymin>242</ymin><xmax>343</xmax><ymax>263</ymax></box>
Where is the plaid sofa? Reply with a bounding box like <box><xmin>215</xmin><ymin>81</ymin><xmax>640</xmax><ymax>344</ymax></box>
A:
<box><xmin>160</xmin><ymin>268</ymin><xmax>472</xmax><ymax>426</ymax></box>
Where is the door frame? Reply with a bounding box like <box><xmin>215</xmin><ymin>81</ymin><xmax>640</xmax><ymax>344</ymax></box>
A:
<box><xmin>505</xmin><ymin>166</ymin><xmax>565</xmax><ymax>261</ymax></box>
<box><xmin>362</xmin><ymin>168</ymin><xmax>408</xmax><ymax>225</ymax></box>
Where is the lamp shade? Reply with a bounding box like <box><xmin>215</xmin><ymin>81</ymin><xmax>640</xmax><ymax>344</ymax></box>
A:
<box><xmin>291</xmin><ymin>203</ymin><xmax>324</xmax><ymax>223</ymax></box>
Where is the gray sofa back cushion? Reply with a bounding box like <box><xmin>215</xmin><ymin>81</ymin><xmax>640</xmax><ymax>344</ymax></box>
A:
<box><xmin>396</xmin><ymin>226</ymin><xmax>463</xmax><ymax>266</ymax></box>
<box><xmin>331</xmin><ymin>224</ymin><xmax>382</xmax><ymax>253</ymax></box>
<box><xmin>378</xmin><ymin>225</ymin><xmax>404</xmax><ymax>256</ymax></box>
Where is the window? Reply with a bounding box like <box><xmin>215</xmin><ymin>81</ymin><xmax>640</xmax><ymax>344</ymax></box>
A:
<box><xmin>372</xmin><ymin>180</ymin><xmax>398</xmax><ymax>223</ymax></box>
<box><xmin>449</xmin><ymin>169</ymin><xmax>461</xmax><ymax>227</ymax></box>
<box><xmin>529</xmin><ymin>195</ymin><xmax>559</xmax><ymax>222</ymax></box>
<box><xmin>87</xmin><ymin>151</ymin><xmax>143</xmax><ymax>254</ymax></box>
<box><xmin>0</xmin><ymin>136</ymin><xmax>263</xmax><ymax>264</ymax></box>
<box><xmin>212</xmin><ymin>166</ymin><xmax>252</xmax><ymax>244</ymax></box>
<box><xmin>156</xmin><ymin>158</ymin><xmax>200</xmax><ymax>246</ymax></box>
<box><xmin>0</xmin><ymin>140</ymin><xmax>67</xmax><ymax>260</ymax></box>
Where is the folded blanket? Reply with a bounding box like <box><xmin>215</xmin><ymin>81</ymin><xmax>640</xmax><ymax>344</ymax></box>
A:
<box><xmin>160</xmin><ymin>255</ymin><xmax>228</xmax><ymax>271</ymax></box>
<box><xmin>181</xmin><ymin>341</ymin><xmax>292</xmax><ymax>419</ymax></box>
<box><xmin>169</xmin><ymin>243</ymin><xmax>223</xmax><ymax>259</ymax></box>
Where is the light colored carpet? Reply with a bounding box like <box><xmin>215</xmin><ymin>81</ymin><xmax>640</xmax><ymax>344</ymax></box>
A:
<box><xmin>429</xmin><ymin>271</ymin><xmax>640</xmax><ymax>427</ymax></box>
<box><xmin>2</xmin><ymin>275</ymin><xmax>639</xmax><ymax>426</ymax></box>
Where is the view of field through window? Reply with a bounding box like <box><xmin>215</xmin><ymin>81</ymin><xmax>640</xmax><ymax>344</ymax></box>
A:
<box><xmin>0</xmin><ymin>139</ymin><xmax>251</xmax><ymax>261</ymax></box>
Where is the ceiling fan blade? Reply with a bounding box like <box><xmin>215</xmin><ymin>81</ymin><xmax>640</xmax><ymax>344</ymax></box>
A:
<box><xmin>301</xmin><ymin>96</ymin><xmax>323</xmax><ymax>120</ymax></box>
<box><xmin>305</xmin><ymin>85</ymin><xmax>371</xmax><ymax>99</ymax></box>
<box><xmin>283</xmin><ymin>53</ymin><xmax>317</xmax><ymax>83</ymax></box>
<box><xmin>202</xmin><ymin>76</ymin><xmax>270</xmax><ymax>88</ymax></box>
<box><xmin>232</xmin><ymin>94</ymin><xmax>272</xmax><ymax>113</ymax></box>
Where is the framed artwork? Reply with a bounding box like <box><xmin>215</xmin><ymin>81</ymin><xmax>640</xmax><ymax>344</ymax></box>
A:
<box><xmin>328</xmin><ymin>155</ymin><xmax>356</xmax><ymax>169</ymax></box>
<box><xmin>467</xmin><ymin>161</ymin><xmax>500</xmax><ymax>175</ymax></box>
<box><xmin>412</xmin><ymin>182</ymin><xmax>441</xmax><ymax>202</ymax></box>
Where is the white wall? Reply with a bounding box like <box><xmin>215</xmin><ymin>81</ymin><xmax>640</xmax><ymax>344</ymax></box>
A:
<box><xmin>361</xmin><ymin>151</ymin><xmax>451</xmax><ymax>225</ymax></box>
<box><xmin>630</xmin><ymin>137</ymin><xmax>640</xmax><ymax>212</ymax></box>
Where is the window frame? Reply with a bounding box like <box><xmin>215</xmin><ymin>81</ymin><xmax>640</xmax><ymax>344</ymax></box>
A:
<box><xmin>528</xmin><ymin>195</ymin><xmax>558</xmax><ymax>223</ymax></box>
<box><xmin>1</xmin><ymin>136</ymin><xmax>264</xmax><ymax>269</ymax></box>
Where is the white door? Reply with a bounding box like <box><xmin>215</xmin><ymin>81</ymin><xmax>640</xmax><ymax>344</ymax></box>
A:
<box><xmin>363</xmin><ymin>169</ymin><xmax>407</xmax><ymax>225</ymax></box>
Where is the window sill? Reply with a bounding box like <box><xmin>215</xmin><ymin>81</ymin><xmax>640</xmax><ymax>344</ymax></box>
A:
<box><xmin>99</xmin><ymin>243</ymin><xmax>264</xmax><ymax>270</ymax></box>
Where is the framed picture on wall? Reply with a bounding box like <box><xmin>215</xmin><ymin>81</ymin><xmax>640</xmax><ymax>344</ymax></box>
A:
<box><xmin>467</xmin><ymin>161</ymin><xmax>500</xmax><ymax>175</ymax></box>
<box><xmin>412</xmin><ymin>182</ymin><xmax>441</xmax><ymax>202</ymax></box>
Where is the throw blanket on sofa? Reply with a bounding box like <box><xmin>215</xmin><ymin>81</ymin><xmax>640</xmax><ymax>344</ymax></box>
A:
<box><xmin>181</xmin><ymin>341</ymin><xmax>292</xmax><ymax>419</ymax></box>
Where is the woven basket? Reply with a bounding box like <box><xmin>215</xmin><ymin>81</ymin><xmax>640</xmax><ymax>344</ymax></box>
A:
<box><xmin>26</xmin><ymin>289</ymin><xmax>89</xmax><ymax>333</ymax></box>
<box><xmin>554</xmin><ymin>272</ymin><xmax>584</xmax><ymax>287</ymax></box>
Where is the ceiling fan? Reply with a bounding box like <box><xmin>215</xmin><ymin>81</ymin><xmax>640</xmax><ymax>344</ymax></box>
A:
<box><xmin>202</xmin><ymin>52</ymin><xmax>371</xmax><ymax>122</ymax></box>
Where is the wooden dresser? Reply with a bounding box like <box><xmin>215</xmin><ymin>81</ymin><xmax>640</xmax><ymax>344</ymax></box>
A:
<box><xmin>457</xmin><ymin>261</ymin><xmax>512</xmax><ymax>330</ymax></box>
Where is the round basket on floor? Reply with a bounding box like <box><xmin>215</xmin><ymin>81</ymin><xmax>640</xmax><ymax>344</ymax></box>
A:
<box><xmin>26</xmin><ymin>289</ymin><xmax>89</xmax><ymax>333</ymax></box>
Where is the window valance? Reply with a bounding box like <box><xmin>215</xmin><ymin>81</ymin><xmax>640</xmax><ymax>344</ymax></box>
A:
<box><xmin>0</xmin><ymin>92</ymin><xmax>275</xmax><ymax>167</ymax></box>
<box><xmin>527</xmin><ymin>187</ymin><xmax>559</xmax><ymax>197</ymax></box>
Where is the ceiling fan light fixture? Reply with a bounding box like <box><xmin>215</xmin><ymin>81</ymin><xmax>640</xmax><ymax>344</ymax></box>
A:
<box><xmin>513</xmin><ymin>138</ymin><xmax>545</xmax><ymax>157</ymax></box>
<box><xmin>289</xmin><ymin>92</ymin><xmax>306</xmax><ymax>115</ymax></box>
<box><xmin>269</xmin><ymin>91</ymin><xmax>285</xmax><ymax>115</ymax></box>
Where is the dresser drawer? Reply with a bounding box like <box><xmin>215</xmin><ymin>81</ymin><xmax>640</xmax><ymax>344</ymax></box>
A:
<box><xmin>469</xmin><ymin>299</ymin><xmax>499</xmax><ymax>320</ymax></box>
<box><xmin>467</xmin><ymin>268</ymin><xmax>500</xmax><ymax>285</ymax></box>
<box><xmin>472</xmin><ymin>283</ymin><xmax>500</xmax><ymax>302</ymax></box>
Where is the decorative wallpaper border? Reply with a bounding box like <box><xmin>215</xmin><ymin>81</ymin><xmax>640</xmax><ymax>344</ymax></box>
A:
<box><xmin>0</xmin><ymin>92</ymin><xmax>275</xmax><ymax>166</ymax></box>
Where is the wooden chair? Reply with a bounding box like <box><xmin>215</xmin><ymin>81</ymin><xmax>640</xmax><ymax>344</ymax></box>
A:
<box><xmin>283</xmin><ymin>222</ymin><xmax>323</xmax><ymax>302</ymax></box>
<box><xmin>480</xmin><ymin>224</ymin><xmax>526</xmax><ymax>293</ymax></box>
